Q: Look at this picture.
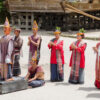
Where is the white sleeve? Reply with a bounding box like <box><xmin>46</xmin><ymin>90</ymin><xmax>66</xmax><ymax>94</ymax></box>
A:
<box><xmin>5</xmin><ymin>40</ymin><xmax>14</xmax><ymax>63</ymax></box>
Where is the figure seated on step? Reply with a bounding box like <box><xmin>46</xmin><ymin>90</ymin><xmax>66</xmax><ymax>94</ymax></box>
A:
<box><xmin>25</xmin><ymin>51</ymin><xmax>45</xmax><ymax>88</ymax></box>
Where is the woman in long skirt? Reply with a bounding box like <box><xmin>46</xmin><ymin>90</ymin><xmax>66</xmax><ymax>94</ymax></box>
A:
<box><xmin>69</xmin><ymin>32</ymin><xmax>87</xmax><ymax>84</ymax></box>
<box><xmin>93</xmin><ymin>42</ymin><xmax>100</xmax><ymax>89</ymax></box>
<box><xmin>48</xmin><ymin>27</ymin><xmax>64</xmax><ymax>82</ymax></box>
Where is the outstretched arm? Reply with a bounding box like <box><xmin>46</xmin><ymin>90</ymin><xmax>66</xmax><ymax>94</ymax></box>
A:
<box><xmin>25</xmin><ymin>72</ymin><xmax>30</xmax><ymax>80</ymax></box>
<box><xmin>28</xmin><ymin>72</ymin><xmax>43</xmax><ymax>82</ymax></box>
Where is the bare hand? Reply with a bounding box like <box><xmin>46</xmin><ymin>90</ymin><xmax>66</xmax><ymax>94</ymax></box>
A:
<box><xmin>50</xmin><ymin>42</ymin><xmax>56</xmax><ymax>46</ymax></box>
<box><xmin>71</xmin><ymin>44</ymin><xmax>77</xmax><ymax>49</ymax></box>
<box><xmin>93</xmin><ymin>47</ymin><xmax>98</xmax><ymax>53</ymax></box>
<box><xmin>28</xmin><ymin>37</ymin><xmax>31</xmax><ymax>41</ymax></box>
<box><xmin>48</xmin><ymin>41</ymin><xmax>54</xmax><ymax>46</ymax></box>
<box><xmin>28</xmin><ymin>79</ymin><xmax>33</xmax><ymax>82</ymax></box>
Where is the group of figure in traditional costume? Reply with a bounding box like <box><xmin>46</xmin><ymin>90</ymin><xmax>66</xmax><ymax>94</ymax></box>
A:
<box><xmin>26</xmin><ymin>20</ymin><xmax>44</xmax><ymax>88</ymax></box>
<box><xmin>0</xmin><ymin>18</ymin><xmax>23</xmax><ymax>81</ymax></box>
<box><xmin>0</xmin><ymin>18</ymin><xmax>44</xmax><ymax>88</ymax></box>
<box><xmin>48</xmin><ymin>28</ymin><xmax>87</xmax><ymax>85</ymax></box>
<box><xmin>48</xmin><ymin>27</ymin><xmax>100</xmax><ymax>89</ymax></box>
<box><xmin>0</xmin><ymin>17</ymin><xmax>100</xmax><ymax>89</ymax></box>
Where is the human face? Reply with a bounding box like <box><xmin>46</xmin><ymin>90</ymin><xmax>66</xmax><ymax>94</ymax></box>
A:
<box><xmin>77</xmin><ymin>35</ymin><xmax>82</xmax><ymax>40</ymax></box>
<box><xmin>55</xmin><ymin>34</ymin><xmax>60</xmax><ymax>40</ymax></box>
<box><xmin>14</xmin><ymin>30</ymin><xmax>20</xmax><ymax>36</ymax></box>
<box><xmin>33</xmin><ymin>28</ymin><xmax>38</xmax><ymax>35</ymax></box>
<box><xmin>4</xmin><ymin>27</ymin><xmax>11</xmax><ymax>35</ymax></box>
<box><xmin>30</xmin><ymin>60</ymin><xmax>37</xmax><ymax>67</ymax></box>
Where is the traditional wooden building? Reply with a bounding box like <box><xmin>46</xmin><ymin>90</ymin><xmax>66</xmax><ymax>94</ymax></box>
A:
<box><xmin>6</xmin><ymin>0</ymin><xmax>100</xmax><ymax>31</ymax></box>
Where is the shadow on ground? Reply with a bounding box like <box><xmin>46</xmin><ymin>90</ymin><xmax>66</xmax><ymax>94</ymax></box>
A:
<box><xmin>78</xmin><ymin>87</ymin><xmax>99</xmax><ymax>92</ymax></box>
<box><xmin>87</xmin><ymin>93</ymin><xmax>100</xmax><ymax>99</ymax></box>
<box><xmin>55</xmin><ymin>82</ymin><xmax>70</xmax><ymax>86</ymax></box>
<box><xmin>45</xmin><ymin>80</ymin><xmax>70</xmax><ymax>86</ymax></box>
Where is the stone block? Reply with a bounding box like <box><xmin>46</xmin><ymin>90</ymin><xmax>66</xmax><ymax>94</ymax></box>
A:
<box><xmin>0</xmin><ymin>77</ymin><xmax>28</xmax><ymax>94</ymax></box>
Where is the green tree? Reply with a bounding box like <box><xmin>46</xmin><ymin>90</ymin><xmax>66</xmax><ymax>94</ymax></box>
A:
<box><xmin>0</xmin><ymin>0</ymin><xmax>10</xmax><ymax>24</ymax></box>
<box><xmin>0</xmin><ymin>1</ymin><xmax>3</xmax><ymax>12</ymax></box>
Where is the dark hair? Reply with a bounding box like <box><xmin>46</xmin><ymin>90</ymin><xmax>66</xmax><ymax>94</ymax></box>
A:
<box><xmin>15</xmin><ymin>29</ymin><xmax>21</xmax><ymax>33</ymax></box>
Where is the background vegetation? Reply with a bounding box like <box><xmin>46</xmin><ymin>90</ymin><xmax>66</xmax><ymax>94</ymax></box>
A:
<box><xmin>0</xmin><ymin>0</ymin><xmax>10</xmax><ymax>24</ymax></box>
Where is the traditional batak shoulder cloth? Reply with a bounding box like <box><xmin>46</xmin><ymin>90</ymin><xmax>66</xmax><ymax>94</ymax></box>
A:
<box><xmin>95</xmin><ymin>42</ymin><xmax>100</xmax><ymax>88</ymax></box>
<box><xmin>51</xmin><ymin>38</ymin><xmax>64</xmax><ymax>77</ymax></box>
<box><xmin>69</xmin><ymin>40</ymin><xmax>87</xmax><ymax>84</ymax></box>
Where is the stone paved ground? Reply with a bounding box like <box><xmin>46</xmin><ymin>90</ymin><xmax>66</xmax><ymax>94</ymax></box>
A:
<box><xmin>0</xmin><ymin>30</ymin><xmax>100</xmax><ymax>100</ymax></box>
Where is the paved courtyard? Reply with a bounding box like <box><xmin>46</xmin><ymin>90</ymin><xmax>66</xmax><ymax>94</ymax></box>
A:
<box><xmin>0</xmin><ymin>30</ymin><xmax>100</xmax><ymax>100</ymax></box>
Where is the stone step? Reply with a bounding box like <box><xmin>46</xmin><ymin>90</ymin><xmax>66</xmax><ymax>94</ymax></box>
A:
<box><xmin>0</xmin><ymin>77</ymin><xmax>28</xmax><ymax>94</ymax></box>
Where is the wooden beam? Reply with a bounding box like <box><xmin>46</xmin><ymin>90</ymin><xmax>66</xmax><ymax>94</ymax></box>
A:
<box><xmin>64</xmin><ymin>3</ymin><xmax>100</xmax><ymax>20</ymax></box>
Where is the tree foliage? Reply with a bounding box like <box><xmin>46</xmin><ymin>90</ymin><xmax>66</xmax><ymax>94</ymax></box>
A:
<box><xmin>0</xmin><ymin>0</ymin><xmax>10</xmax><ymax>24</ymax></box>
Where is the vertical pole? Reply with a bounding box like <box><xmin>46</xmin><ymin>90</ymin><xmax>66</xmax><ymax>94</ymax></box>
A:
<box><xmin>31</xmin><ymin>13</ymin><xmax>34</xmax><ymax>30</ymax></box>
<box><xmin>18</xmin><ymin>13</ymin><xmax>21</xmax><ymax>28</ymax></box>
<box><xmin>26</xmin><ymin>13</ymin><xmax>28</xmax><ymax>30</ymax></box>
<box><xmin>11</xmin><ymin>14</ymin><xmax>14</xmax><ymax>26</ymax></box>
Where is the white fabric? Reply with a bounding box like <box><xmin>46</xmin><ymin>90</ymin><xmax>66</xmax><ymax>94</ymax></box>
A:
<box><xmin>5</xmin><ymin>40</ymin><xmax>14</xmax><ymax>64</ymax></box>
<box><xmin>98</xmin><ymin>46</ymin><xmax>100</xmax><ymax>56</ymax></box>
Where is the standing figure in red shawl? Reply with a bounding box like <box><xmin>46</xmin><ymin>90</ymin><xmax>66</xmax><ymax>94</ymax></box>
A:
<box><xmin>93</xmin><ymin>42</ymin><xmax>100</xmax><ymax>89</ymax></box>
<box><xmin>48</xmin><ymin>27</ymin><xmax>64</xmax><ymax>82</ymax></box>
<box><xmin>69</xmin><ymin>32</ymin><xmax>87</xmax><ymax>84</ymax></box>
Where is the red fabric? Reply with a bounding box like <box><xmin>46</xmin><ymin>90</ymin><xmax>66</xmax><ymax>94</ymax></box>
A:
<box><xmin>95</xmin><ymin>80</ymin><xmax>100</xmax><ymax>89</ymax></box>
<box><xmin>69</xmin><ymin>41</ymin><xmax>87</xmax><ymax>68</ymax></box>
<box><xmin>95</xmin><ymin>43</ymin><xmax>100</xmax><ymax>83</ymax></box>
<box><xmin>48</xmin><ymin>40</ymin><xmax>64</xmax><ymax>64</ymax></box>
<box><xmin>96</xmin><ymin>43</ymin><xmax>100</xmax><ymax>48</ymax></box>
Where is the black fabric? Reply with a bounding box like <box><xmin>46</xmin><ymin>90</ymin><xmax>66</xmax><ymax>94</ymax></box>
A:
<box><xmin>13</xmin><ymin>55</ymin><xmax>21</xmax><ymax>76</ymax></box>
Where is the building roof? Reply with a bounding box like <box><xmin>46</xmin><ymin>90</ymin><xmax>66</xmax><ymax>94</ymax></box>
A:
<box><xmin>6</xmin><ymin>0</ymin><xmax>100</xmax><ymax>13</ymax></box>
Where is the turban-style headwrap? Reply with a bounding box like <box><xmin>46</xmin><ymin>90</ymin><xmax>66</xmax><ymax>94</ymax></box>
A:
<box><xmin>33</xmin><ymin>20</ymin><xmax>38</xmax><ymax>30</ymax></box>
<box><xmin>77</xmin><ymin>33</ymin><xmax>84</xmax><ymax>36</ymax></box>
<box><xmin>4</xmin><ymin>17</ymin><xmax>10</xmax><ymax>28</ymax></box>
<box><xmin>54</xmin><ymin>27</ymin><xmax>61</xmax><ymax>35</ymax></box>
